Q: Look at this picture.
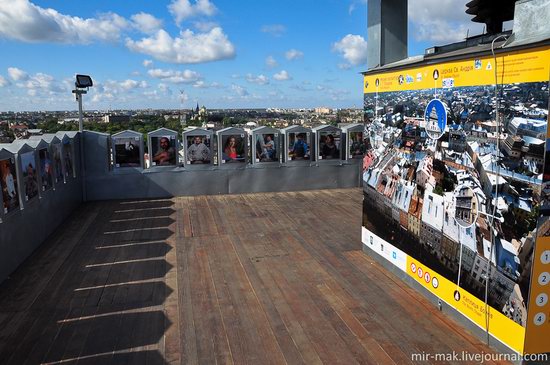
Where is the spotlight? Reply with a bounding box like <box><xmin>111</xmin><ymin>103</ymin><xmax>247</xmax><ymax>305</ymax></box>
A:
<box><xmin>75</xmin><ymin>74</ymin><xmax>93</xmax><ymax>89</ymax></box>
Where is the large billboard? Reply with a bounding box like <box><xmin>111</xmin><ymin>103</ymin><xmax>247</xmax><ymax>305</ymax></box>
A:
<box><xmin>362</xmin><ymin>46</ymin><xmax>550</xmax><ymax>354</ymax></box>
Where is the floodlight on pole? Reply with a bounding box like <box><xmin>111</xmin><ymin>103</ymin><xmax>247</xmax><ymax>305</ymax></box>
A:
<box><xmin>72</xmin><ymin>74</ymin><xmax>93</xmax><ymax>133</ymax></box>
<box><xmin>71</xmin><ymin>74</ymin><xmax>92</xmax><ymax>202</ymax></box>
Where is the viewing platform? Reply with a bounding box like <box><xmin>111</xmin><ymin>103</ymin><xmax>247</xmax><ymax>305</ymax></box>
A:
<box><xmin>0</xmin><ymin>189</ymin><xmax>508</xmax><ymax>364</ymax></box>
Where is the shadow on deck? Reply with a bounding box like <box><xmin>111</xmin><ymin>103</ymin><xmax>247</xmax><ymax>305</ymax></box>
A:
<box><xmin>0</xmin><ymin>189</ymin><xmax>507</xmax><ymax>364</ymax></box>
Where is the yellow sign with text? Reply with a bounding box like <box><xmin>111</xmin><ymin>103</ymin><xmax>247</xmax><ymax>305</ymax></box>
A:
<box><xmin>524</xmin><ymin>236</ymin><xmax>550</xmax><ymax>354</ymax></box>
<box><xmin>406</xmin><ymin>257</ymin><xmax>526</xmax><ymax>354</ymax></box>
<box><xmin>364</xmin><ymin>47</ymin><xmax>550</xmax><ymax>94</ymax></box>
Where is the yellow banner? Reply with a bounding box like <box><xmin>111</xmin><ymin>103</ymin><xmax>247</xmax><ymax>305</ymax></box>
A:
<box><xmin>524</xmin><ymin>235</ymin><xmax>550</xmax><ymax>354</ymax></box>
<box><xmin>364</xmin><ymin>47</ymin><xmax>550</xmax><ymax>94</ymax></box>
<box><xmin>406</xmin><ymin>257</ymin><xmax>526</xmax><ymax>354</ymax></box>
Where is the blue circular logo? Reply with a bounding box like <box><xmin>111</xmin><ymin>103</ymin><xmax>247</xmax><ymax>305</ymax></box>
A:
<box><xmin>424</xmin><ymin>99</ymin><xmax>447</xmax><ymax>140</ymax></box>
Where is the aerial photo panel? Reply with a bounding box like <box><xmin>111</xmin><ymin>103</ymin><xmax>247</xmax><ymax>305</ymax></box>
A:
<box><xmin>362</xmin><ymin>78</ymin><xmax>549</xmax><ymax>331</ymax></box>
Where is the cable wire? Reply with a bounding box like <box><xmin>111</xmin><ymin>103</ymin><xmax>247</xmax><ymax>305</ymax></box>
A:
<box><xmin>484</xmin><ymin>34</ymin><xmax>508</xmax><ymax>345</ymax></box>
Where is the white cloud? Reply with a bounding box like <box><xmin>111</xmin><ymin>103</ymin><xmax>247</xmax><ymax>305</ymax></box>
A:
<box><xmin>192</xmin><ymin>80</ymin><xmax>206</xmax><ymax>88</ymax></box>
<box><xmin>8</xmin><ymin>67</ymin><xmax>29</xmax><ymax>81</ymax></box>
<box><xmin>273</xmin><ymin>70</ymin><xmax>292</xmax><ymax>81</ymax></box>
<box><xmin>158</xmin><ymin>83</ymin><xmax>172</xmax><ymax>93</ymax></box>
<box><xmin>131</xmin><ymin>12</ymin><xmax>163</xmax><ymax>34</ymax></box>
<box><xmin>246</xmin><ymin>74</ymin><xmax>269</xmax><ymax>85</ymax></box>
<box><xmin>0</xmin><ymin>0</ymin><xmax>128</xmax><ymax>44</ymax></box>
<box><xmin>126</xmin><ymin>27</ymin><xmax>235</xmax><ymax>64</ymax></box>
<box><xmin>332</xmin><ymin>34</ymin><xmax>367</xmax><ymax>66</ymax></box>
<box><xmin>408</xmin><ymin>0</ymin><xmax>483</xmax><ymax>43</ymax></box>
<box><xmin>192</xmin><ymin>80</ymin><xmax>221</xmax><ymax>89</ymax></box>
<box><xmin>265</xmin><ymin>56</ymin><xmax>278</xmax><ymax>69</ymax></box>
<box><xmin>168</xmin><ymin>0</ymin><xmax>217</xmax><ymax>25</ymax></box>
<box><xmin>92</xmin><ymin>78</ymin><xmax>150</xmax><ymax>103</ymax></box>
<box><xmin>260</xmin><ymin>24</ymin><xmax>286</xmax><ymax>37</ymax></box>
<box><xmin>148</xmin><ymin>68</ymin><xmax>202</xmax><ymax>84</ymax></box>
<box><xmin>231</xmin><ymin>84</ymin><xmax>249</xmax><ymax>97</ymax></box>
<box><xmin>145</xmin><ymin>83</ymin><xmax>176</xmax><ymax>99</ymax></box>
<box><xmin>285</xmin><ymin>49</ymin><xmax>303</xmax><ymax>61</ymax></box>
<box><xmin>193</xmin><ymin>21</ymin><xmax>219</xmax><ymax>32</ymax></box>
<box><xmin>0</xmin><ymin>75</ymin><xmax>10</xmax><ymax>87</ymax></box>
<box><xmin>143</xmin><ymin>59</ymin><xmax>154</xmax><ymax>68</ymax></box>
<box><xmin>15</xmin><ymin>72</ymin><xmax>65</xmax><ymax>95</ymax></box>
<box><xmin>120</xmin><ymin>79</ymin><xmax>148</xmax><ymax>90</ymax></box>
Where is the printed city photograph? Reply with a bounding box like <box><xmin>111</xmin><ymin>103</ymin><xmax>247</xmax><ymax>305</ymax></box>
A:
<box><xmin>362</xmin><ymin>81</ymin><xmax>549</xmax><ymax>326</ymax></box>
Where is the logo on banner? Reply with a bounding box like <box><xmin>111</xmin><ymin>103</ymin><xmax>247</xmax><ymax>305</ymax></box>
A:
<box><xmin>454</xmin><ymin>290</ymin><xmax>461</xmax><ymax>301</ymax></box>
<box><xmin>475</xmin><ymin>59</ymin><xmax>482</xmax><ymax>69</ymax></box>
<box><xmin>398</xmin><ymin>75</ymin><xmax>404</xmax><ymax>85</ymax></box>
<box><xmin>442</xmin><ymin>78</ymin><xmax>455</xmax><ymax>88</ymax></box>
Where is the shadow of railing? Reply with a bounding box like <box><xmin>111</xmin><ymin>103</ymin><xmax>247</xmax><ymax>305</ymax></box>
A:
<box><xmin>43</xmin><ymin>349</ymin><xmax>167</xmax><ymax>365</ymax></box>
<box><xmin>0</xmin><ymin>199</ymin><xmax>176</xmax><ymax>365</ymax></box>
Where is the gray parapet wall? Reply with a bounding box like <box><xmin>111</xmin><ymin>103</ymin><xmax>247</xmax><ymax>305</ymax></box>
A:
<box><xmin>0</xmin><ymin>130</ymin><xmax>361</xmax><ymax>283</ymax></box>
<box><xmin>0</xmin><ymin>135</ymin><xmax>82</xmax><ymax>283</ymax></box>
<box><xmin>84</xmin><ymin>130</ymin><xmax>362</xmax><ymax>201</ymax></box>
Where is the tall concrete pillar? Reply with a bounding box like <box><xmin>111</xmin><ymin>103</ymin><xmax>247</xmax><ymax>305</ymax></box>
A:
<box><xmin>367</xmin><ymin>0</ymin><xmax>408</xmax><ymax>70</ymax></box>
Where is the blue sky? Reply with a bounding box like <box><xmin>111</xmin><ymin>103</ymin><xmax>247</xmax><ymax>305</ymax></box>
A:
<box><xmin>0</xmin><ymin>0</ymin><xmax>484</xmax><ymax>111</ymax></box>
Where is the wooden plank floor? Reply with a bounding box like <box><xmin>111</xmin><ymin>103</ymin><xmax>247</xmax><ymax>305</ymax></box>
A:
<box><xmin>0</xmin><ymin>189</ymin><xmax>510</xmax><ymax>364</ymax></box>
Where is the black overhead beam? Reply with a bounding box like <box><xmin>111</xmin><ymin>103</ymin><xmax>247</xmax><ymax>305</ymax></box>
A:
<box><xmin>466</xmin><ymin>0</ymin><xmax>517</xmax><ymax>34</ymax></box>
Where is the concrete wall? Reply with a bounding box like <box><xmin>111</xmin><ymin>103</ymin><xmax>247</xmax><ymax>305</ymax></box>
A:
<box><xmin>0</xmin><ymin>136</ymin><xmax>82</xmax><ymax>283</ymax></box>
<box><xmin>84</xmin><ymin>131</ymin><xmax>362</xmax><ymax>201</ymax></box>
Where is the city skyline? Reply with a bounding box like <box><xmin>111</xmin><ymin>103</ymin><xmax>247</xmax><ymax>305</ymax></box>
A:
<box><xmin>0</xmin><ymin>0</ymin><xmax>489</xmax><ymax>111</ymax></box>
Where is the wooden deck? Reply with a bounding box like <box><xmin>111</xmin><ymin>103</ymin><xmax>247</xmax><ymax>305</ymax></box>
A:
<box><xmin>0</xmin><ymin>189</ymin><xmax>509</xmax><ymax>364</ymax></box>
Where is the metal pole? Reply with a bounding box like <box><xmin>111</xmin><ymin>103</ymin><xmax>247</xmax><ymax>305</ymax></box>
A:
<box><xmin>77</xmin><ymin>92</ymin><xmax>84</xmax><ymax>133</ymax></box>
<box><xmin>73</xmin><ymin>89</ymin><xmax>87</xmax><ymax>202</ymax></box>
